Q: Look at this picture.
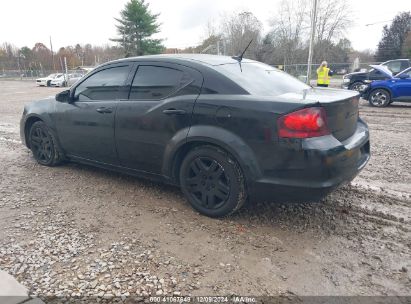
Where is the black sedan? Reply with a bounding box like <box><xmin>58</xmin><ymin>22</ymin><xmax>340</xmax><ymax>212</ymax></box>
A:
<box><xmin>20</xmin><ymin>54</ymin><xmax>370</xmax><ymax>217</ymax></box>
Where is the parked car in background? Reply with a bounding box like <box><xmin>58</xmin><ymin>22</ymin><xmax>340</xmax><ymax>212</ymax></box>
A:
<box><xmin>20</xmin><ymin>54</ymin><xmax>370</xmax><ymax>217</ymax></box>
<box><xmin>50</xmin><ymin>73</ymin><xmax>83</xmax><ymax>87</ymax></box>
<box><xmin>36</xmin><ymin>73</ymin><xmax>63</xmax><ymax>87</ymax></box>
<box><xmin>342</xmin><ymin>59</ymin><xmax>411</xmax><ymax>91</ymax></box>
<box><xmin>360</xmin><ymin>65</ymin><xmax>411</xmax><ymax>107</ymax></box>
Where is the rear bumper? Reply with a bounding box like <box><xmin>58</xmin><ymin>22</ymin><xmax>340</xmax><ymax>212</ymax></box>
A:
<box><xmin>250</xmin><ymin>119</ymin><xmax>370</xmax><ymax>202</ymax></box>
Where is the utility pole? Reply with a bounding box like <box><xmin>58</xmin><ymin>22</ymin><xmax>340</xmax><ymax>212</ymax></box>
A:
<box><xmin>50</xmin><ymin>36</ymin><xmax>55</xmax><ymax>71</ymax></box>
<box><xmin>63</xmin><ymin>57</ymin><xmax>69</xmax><ymax>87</ymax></box>
<box><xmin>306</xmin><ymin>0</ymin><xmax>318</xmax><ymax>85</ymax></box>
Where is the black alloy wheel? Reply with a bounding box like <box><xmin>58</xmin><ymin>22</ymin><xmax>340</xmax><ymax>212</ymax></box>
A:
<box><xmin>29</xmin><ymin>121</ymin><xmax>63</xmax><ymax>166</ymax></box>
<box><xmin>186</xmin><ymin>157</ymin><xmax>230</xmax><ymax>209</ymax></box>
<box><xmin>180</xmin><ymin>145</ymin><xmax>246</xmax><ymax>217</ymax></box>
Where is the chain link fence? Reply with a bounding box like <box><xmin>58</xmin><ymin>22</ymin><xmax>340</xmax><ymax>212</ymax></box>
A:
<box><xmin>0</xmin><ymin>68</ymin><xmax>92</xmax><ymax>80</ymax></box>
<box><xmin>280</xmin><ymin>62</ymin><xmax>381</xmax><ymax>78</ymax></box>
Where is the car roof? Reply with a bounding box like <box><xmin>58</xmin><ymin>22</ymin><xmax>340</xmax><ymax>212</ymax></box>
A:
<box><xmin>382</xmin><ymin>59</ymin><xmax>410</xmax><ymax>63</ymax></box>
<box><xmin>106</xmin><ymin>54</ymin><xmax>256</xmax><ymax>67</ymax></box>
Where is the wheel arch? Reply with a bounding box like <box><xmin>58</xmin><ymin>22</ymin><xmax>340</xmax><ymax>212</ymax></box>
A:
<box><xmin>162</xmin><ymin>125</ymin><xmax>262</xmax><ymax>187</ymax></box>
<box><xmin>369</xmin><ymin>86</ymin><xmax>392</xmax><ymax>99</ymax></box>
<box><xmin>23</xmin><ymin>114</ymin><xmax>62</xmax><ymax>151</ymax></box>
<box><xmin>24</xmin><ymin>115</ymin><xmax>44</xmax><ymax>148</ymax></box>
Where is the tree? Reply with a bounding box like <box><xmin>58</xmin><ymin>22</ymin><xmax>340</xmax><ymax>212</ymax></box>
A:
<box><xmin>221</xmin><ymin>11</ymin><xmax>263</xmax><ymax>59</ymax></box>
<box><xmin>111</xmin><ymin>0</ymin><xmax>164</xmax><ymax>56</ymax></box>
<box><xmin>19</xmin><ymin>46</ymin><xmax>33</xmax><ymax>61</ymax></box>
<box><xmin>269</xmin><ymin>0</ymin><xmax>308</xmax><ymax>65</ymax></box>
<box><xmin>402</xmin><ymin>31</ymin><xmax>411</xmax><ymax>59</ymax></box>
<box><xmin>375</xmin><ymin>12</ymin><xmax>411</xmax><ymax>61</ymax></box>
<box><xmin>268</xmin><ymin>0</ymin><xmax>352</xmax><ymax>65</ymax></box>
<box><xmin>314</xmin><ymin>0</ymin><xmax>351</xmax><ymax>43</ymax></box>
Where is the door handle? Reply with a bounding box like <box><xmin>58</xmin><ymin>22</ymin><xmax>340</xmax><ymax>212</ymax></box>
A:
<box><xmin>162</xmin><ymin>109</ymin><xmax>186</xmax><ymax>115</ymax></box>
<box><xmin>96</xmin><ymin>107</ymin><xmax>113</xmax><ymax>114</ymax></box>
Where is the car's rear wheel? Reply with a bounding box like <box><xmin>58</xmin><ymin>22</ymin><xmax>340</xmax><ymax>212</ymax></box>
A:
<box><xmin>369</xmin><ymin>89</ymin><xmax>390</xmax><ymax>107</ymax></box>
<box><xmin>29</xmin><ymin>121</ymin><xmax>63</xmax><ymax>166</ymax></box>
<box><xmin>179</xmin><ymin>145</ymin><xmax>246</xmax><ymax>217</ymax></box>
<box><xmin>349</xmin><ymin>81</ymin><xmax>364</xmax><ymax>91</ymax></box>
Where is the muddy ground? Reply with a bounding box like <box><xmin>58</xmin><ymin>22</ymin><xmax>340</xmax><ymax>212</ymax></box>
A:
<box><xmin>0</xmin><ymin>80</ymin><xmax>410</xmax><ymax>298</ymax></box>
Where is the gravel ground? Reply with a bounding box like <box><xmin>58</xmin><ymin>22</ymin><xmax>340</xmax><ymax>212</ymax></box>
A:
<box><xmin>0</xmin><ymin>81</ymin><xmax>410</xmax><ymax>299</ymax></box>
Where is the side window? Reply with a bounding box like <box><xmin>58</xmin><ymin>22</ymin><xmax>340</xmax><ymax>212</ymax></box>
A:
<box><xmin>402</xmin><ymin>70</ymin><xmax>411</xmax><ymax>78</ymax></box>
<box><xmin>74</xmin><ymin>66</ymin><xmax>129</xmax><ymax>101</ymax></box>
<box><xmin>369</xmin><ymin>69</ymin><xmax>382</xmax><ymax>77</ymax></box>
<box><xmin>384</xmin><ymin>61</ymin><xmax>402</xmax><ymax>74</ymax></box>
<box><xmin>129</xmin><ymin>65</ymin><xmax>192</xmax><ymax>100</ymax></box>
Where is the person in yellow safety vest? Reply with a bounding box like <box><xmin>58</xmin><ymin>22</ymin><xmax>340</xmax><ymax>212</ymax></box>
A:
<box><xmin>316</xmin><ymin>61</ymin><xmax>333</xmax><ymax>87</ymax></box>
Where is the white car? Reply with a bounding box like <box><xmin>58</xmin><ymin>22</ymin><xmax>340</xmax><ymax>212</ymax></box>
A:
<box><xmin>50</xmin><ymin>73</ymin><xmax>83</xmax><ymax>87</ymax></box>
<box><xmin>36</xmin><ymin>73</ymin><xmax>63</xmax><ymax>87</ymax></box>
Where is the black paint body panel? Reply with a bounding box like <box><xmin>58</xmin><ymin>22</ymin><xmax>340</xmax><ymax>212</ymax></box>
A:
<box><xmin>20</xmin><ymin>54</ymin><xmax>370</xmax><ymax>203</ymax></box>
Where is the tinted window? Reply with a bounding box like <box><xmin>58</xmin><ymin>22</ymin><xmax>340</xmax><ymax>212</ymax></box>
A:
<box><xmin>369</xmin><ymin>69</ymin><xmax>383</xmax><ymax>77</ymax></box>
<box><xmin>74</xmin><ymin>66</ymin><xmax>129</xmax><ymax>101</ymax></box>
<box><xmin>214</xmin><ymin>62</ymin><xmax>309</xmax><ymax>96</ymax></box>
<box><xmin>129</xmin><ymin>66</ymin><xmax>191</xmax><ymax>100</ymax></box>
<box><xmin>398</xmin><ymin>69</ymin><xmax>411</xmax><ymax>78</ymax></box>
<box><xmin>383</xmin><ymin>61</ymin><xmax>402</xmax><ymax>74</ymax></box>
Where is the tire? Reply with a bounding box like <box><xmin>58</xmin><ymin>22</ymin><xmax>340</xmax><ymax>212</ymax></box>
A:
<box><xmin>179</xmin><ymin>145</ymin><xmax>246</xmax><ymax>217</ymax></box>
<box><xmin>29</xmin><ymin>121</ymin><xmax>63</xmax><ymax>166</ymax></box>
<box><xmin>368</xmin><ymin>89</ymin><xmax>391</xmax><ymax>107</ymax></box>
<box><xmin>349</xmin><ymin>81</ymin><xmax>364</xmax><ymax>91</ymax></box>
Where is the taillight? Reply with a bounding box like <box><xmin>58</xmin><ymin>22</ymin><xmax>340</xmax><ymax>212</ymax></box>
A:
<box><xmin>277</xmin><ymin>107</ymin><xmax>330</xmax><ymax>138</ymax></box>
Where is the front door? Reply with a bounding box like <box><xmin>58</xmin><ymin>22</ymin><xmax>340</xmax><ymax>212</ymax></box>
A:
<box><xmin>54</xmin><ymin>64</ymin><xmax>131</xmax><ymax>165</ymax></box>
<box><xmin>115</xmin><ymin>62</ymin><xmax>203</xmax><ymax>174</ymax></box>
<box><xmin>393</xmin><ymin>69</ymin><xmax>411</xmax><ymax>99</ymax></box>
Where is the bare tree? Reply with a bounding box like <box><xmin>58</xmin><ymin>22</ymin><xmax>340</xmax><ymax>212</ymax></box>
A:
<box><xmin>269</xmin><ymin>0</ymin><xmax>309</xmax><ymax>65</ymax></box>
<box><xmin>267</xmin><ymin>0</ymin><xmax>352</xmax><ymax>64</ymax></box>
<box><xmin>221</xmin><ymin>11</ymin><xmax>263</xmax><ymax>59</ymax></box>
<box><xmin>314</xmin><ymin>0</ymin><xmax>352</xmax><ymax>62</ymax></box>
<box><xmin>315</xmin><ymin>0</ymin><xmax>352</xmax><ymax>42</ymax></box>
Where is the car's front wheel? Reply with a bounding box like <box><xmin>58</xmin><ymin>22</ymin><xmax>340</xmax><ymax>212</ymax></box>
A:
<box><xmin>369</xmin><ymin>89</ymin><xmax>390</xmax><ymax>107</ymax></box>
<box><xmin>349</xmin><ymin>81</ymin><xmax>364</xmax><ymax>91</ymax></box>
<box><xmin>29</xmin><ymin>121</ymin><xmax>63</xmax><ymax>166</ymax></box>
<box><xmin>179</xmin><ymin>145</ymin><xmax>246</xmax><ymax>217</ymax></box>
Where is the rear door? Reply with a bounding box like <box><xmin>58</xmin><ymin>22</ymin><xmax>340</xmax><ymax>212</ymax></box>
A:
<box><xmin>54</xmin><ymin>64</ymin><xmax>131</xmax><ymax>164</ymax></box>
<box><xmin>115</xmin><ymin>62</ymin><xmax>203</xmax><ymax>174</ymax></box>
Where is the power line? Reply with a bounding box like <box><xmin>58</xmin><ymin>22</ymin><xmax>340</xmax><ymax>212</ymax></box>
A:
<box><xmin>365</xmin><ymin>19</ymin><xmax>393</xmax><ymax>27</ymax></box>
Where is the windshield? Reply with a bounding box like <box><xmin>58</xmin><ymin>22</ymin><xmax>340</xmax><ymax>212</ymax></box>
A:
<box><xmin>396</xmin><ymin>68</ymin><xmax>411</xmax><ymax>78</ymax></box>
<box><xmin>214</xmin><ymin>62</ymin><xmax>310</xmax><ymax>96</ymax></box>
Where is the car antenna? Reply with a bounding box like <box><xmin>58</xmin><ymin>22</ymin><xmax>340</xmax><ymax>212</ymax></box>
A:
<box><xmin>232</xmin><ymin>39</ymin><xmax>253</xmax><ymax>72</ymax></box>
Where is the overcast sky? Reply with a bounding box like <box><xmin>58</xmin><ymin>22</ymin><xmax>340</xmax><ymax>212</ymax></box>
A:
<box><xmin>1</xmin><ymin>0</ymin><xmax>410</xmax><ymax>52</ymax></box>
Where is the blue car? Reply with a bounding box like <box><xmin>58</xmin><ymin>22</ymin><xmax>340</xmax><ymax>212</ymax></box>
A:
<box><xmin>361</xmin><ymin>65</ymin><xmax>411</xmax><ymax>107</ymax></box>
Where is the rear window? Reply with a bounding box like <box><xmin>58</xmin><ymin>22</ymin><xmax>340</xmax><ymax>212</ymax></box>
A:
<box><xmin>214</xmin><ymin>62</ymin><xmax>309</xmax><ymax>96</ymax></box>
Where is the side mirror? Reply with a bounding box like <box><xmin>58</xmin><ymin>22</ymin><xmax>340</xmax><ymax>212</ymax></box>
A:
<box><xmin>398</xmin><ymin>73</ymin><xmax>409</xmax><ymax>79</ymax></box>
<box><xmin>55</xmin><ymin>90</ymin><xmax>71</xmax><ymax>103</ymax></box>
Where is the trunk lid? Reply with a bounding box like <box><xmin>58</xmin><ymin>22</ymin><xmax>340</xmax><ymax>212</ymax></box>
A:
<box><xmin>280</xmin><ymin>88</ymin><xmax>360</xmax><ymax>141</ymax></box>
